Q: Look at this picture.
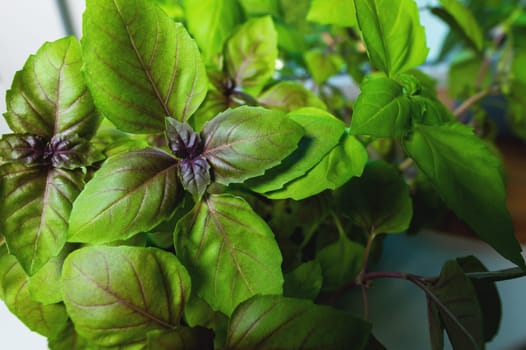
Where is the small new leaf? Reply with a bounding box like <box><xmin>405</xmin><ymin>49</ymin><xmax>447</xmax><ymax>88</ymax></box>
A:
<box><xmin>62</xmin><ymin>246</ymin><xmax>191</xmax><ymax>347</ymax></box>
<box><xmin>165</xmin><ymin>117</ymin><xmax>202</xmax><ymax>159</ymax></box>
<box><xmin>0</xmin><ymin>134</ymin><xmax>47</xmax><ymax>166</ymax></box>
<box><xmin>179</xmin><ymin>156</ymin><xmax>212</xmax><ymax>200</ymax></box>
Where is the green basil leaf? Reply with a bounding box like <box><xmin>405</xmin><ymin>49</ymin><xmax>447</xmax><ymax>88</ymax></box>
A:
<box><xmin>201</xmin><ymin>106</ymin><xmax>304</xmax><ymax>185</ymax></box>
<box><xmin>350</xmin><ymin>77</ymin><xmax>412</xmax><ymax>137</ymax></box>
<box><xmin>82</xmin><ymin>0</ymin><xmax>207</xmax><ymax>132</ymax></box>
<box><xmin>0</xmin><ymin>164</ymin><xmax>84</xmax><ymax>275</ymax></box>
<box><xmin>336</xmin><ymin>160</ymin><xmax>412</xmax><ymax>235</ymax></box>
<box><xmin>316</xmin><ymin>236</ymin><xmax>365</xmax><ymax>291</ymax></box>
<box><xmin>28</xmin><ymin>245</ymin><xmax>73</xmax><ymax>304</ymax></box>
<box><xmin>175</xmin><ymin>194</ymin><xmax>284</xmax><ymax>316</ymax></box>
<box><xmin>68</xmin><ymin>148</ymin><xmax>180</xmax><ymax>244</ymax></box>
<box><xmin>431</xmin><ymin>0</ymin><xmax>484</xmax><ymax>52</ymax></box>
<box><xmin>427</xmin><ymin>260</ymin><xmax>484</xmax><ymax>350</ymax></box>
<box><xmin>283</xmin><ymin>260</ymin><xmax>323</xmax><ymax>300</ymax></box>
<box><xmin>307</xmin><ymin>0</ymin><xmax>357</xmax><ymax>27</ymax></box>
<box><xmin>258</xmin><ymin>81</ymin><xmax>327</xmax><ymax>112</ymax></box>
<box><xmin>225</xmin><ymin>295</ymin><xmax>371</xmax><ymax>350</ymax></box>
<box><xmin>225</xmin><ymin>16</ymin><xmax>278</xmax><ymax>96</ymax></box>
<box><xmin>183</xmin><ymin>0</ymin><xmax>243</xmax><ymax>61</ymax></box>
<box><xmin>304</xmin><ymin>49</ymin><xmax>345</xmax><ymax>85</ymax></box>
<box><xmin>410</xmin><ymin>96</ymin><xmax>454</xmax><ymax>126</ymax></box>
<box><xmin>62</xmin><ymin>246</ymin><xmax>191</xmax><ymax>347</ymax></box>
<box><xmin>0</xmin><ymin>246</ymin><xmax>68</xmax><ymax>338</ymax></box>
<box><xmin>183</xmin><ymin>295</ymin><xmax>229</xmax><ymax>347</ymax></box>
<box><xmin>4</xmin><ymin>36</ymin><xmax>100</xmax><ymax>139</ymax></box>
<box><xmin>48</xmin><ymin>323</ymin><xmax>92</xmax><ymax>350</ymax></box>
<box><xmin>147</xmin><ymin>327</ymin><xmax>214</xmax><ymax>350</ymax></box>
<box><xmin>355</xmin><ymin>0</ymin><xmax>429</xmax><ymax>77</ymax></box>
<box><xmin>238</xmin><ymin>0</ymin><xmax>280</xmax><ymax>17</ymax></box>
<box><xmin>403</xmin><ymin>123</ymin><xmax>525</xmax><ymax>268</ymax></box>
<box><xmin>457</xmin><ymin>256</ymin><xmax>501</xmax><ymax>342</ymax></box>
<box><xmin>267</xmin><ymin>132</ymin><xmax>368</xmax><ymax>200</ymax></box>
<box><xmin>247</xmin><ymin>108</ymin><xmax>345</xmax><ymax>194</ymax></box>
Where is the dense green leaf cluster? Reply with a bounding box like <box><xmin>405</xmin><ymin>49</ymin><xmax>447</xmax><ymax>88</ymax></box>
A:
<box><xmin>0</xmin><ymin>0</ymin><xmax>524</xmax><ymax>349</ymax></box>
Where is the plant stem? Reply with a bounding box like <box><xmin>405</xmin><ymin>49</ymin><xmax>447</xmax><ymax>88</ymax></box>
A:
<box><xmin>453</xmin><ymin>88</ymin><xmax>491</xmax><ymax>119</ymax></box>
<box><xmin>331</xmin><ymin>211</ymin><xmax>347</xmax><ymax>240</ymax></box>
<box><xmin>356</xmin><ymin>231</ymin><xmax>376</xmax><ymax>319</ymax></box>
<box><xmin>398</xmin><ymin>158</ymin><xmax>414</xmax><ymax>172</ymax></box>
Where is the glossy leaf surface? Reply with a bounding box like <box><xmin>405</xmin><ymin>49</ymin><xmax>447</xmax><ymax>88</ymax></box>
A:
<box><xmin>62</xmin><ymin>246</ymin><xmax>191</xmax><ymax>347</ymax></box>
<box><xmin>225</xmin><ymin>295</ymin><xmax>371</xmax><ymax>350</ymax></box>
<box><xmin>267</xmin><ymin>132</ymin><xmax>368</xmax><ymax>200</ymax></box>
<box><xmin>0</xmin><ymin>246</ymin><xmax>68</xmax><ymax>338</ymax></box>
<box><xmin>355</xmin><ymin>0</ymin><xmax>429</xmax><ymax>76</ymax></box>
<box><xmin>0</xmin><ymin>164</ymin><xmax>84</xmax><ymax>275</ymax></box>
<box><xmin>82</xmin><ymin>0</ymin><xmax>207</xmax><ymax>132</ymax></box>
<box><xmin>225</xmin><ymin>16</ymin><xmax>278</xmax><ymax>95</ymax></box>
<box><xmin>247</xmin><ymin>108</ymin><xmax>345</xmax><ymax>193</ymax></box>
<box><xmin>175</xmin><ymin>194</ymin><xmax>283</xmax><ymax>316</ymax></box>
<box><xmin>351</xmin><ymin>77</ymin><xmax>411</xmax><ymax>137</ymax></box>
<box><xmin>4</xmin><ymin>36</ymin><xmax>100</xmax><ymax>139</ymax></box>
<box><xmin>403</xmin><ymin>123</ymin><xmax>525</xmax><ymax>267</ymax></box>
<box><xmin>201</xmin><ymin>106</ymin><xmax>304</xmax><ymax>185</ymax></box>
<box><xmin>68</xmin><ymin>149</ymin><xmax>179</xmax><ymax>244</ymax></box>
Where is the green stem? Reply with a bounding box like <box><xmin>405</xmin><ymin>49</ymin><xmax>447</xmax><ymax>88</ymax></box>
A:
<box><xmin>331</xmin><ymin>212</ymin><xmax>347</xmax><ymax>240</ymax></box>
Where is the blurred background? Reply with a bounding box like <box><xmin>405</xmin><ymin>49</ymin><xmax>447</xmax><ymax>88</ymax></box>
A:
<box><xmin>0</xmin><ymin>1</ymin><xmax>524</xmax><ymax>349</ymax></box>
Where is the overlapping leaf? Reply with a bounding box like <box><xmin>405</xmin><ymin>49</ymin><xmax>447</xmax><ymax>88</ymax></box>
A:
<box><xmin>62</xmin><ymin>246</ymin><xmax>191</xmax><ymax>347</ymax></box>
<box><xmin>174</xmin><ymin>194</ymin><xmax>284</xmax><ymax>316</ymax></box>
<box><xmin>355</xmin><ymin>0</ymin><xmax>429</xmax><ymax>76</ymax></box>
<box><xmin>0</xmin><ymin>163</ymin><xmax>84</xmax><ymax>275</ymax></box>
<box><xmin>224</xmin><ymin>295</ymin><xmax>371</xmax><ymax>350</ymax></box>
<box><xmin>147</xmin><ymin>327</ymin><xmax>214</xmax><ymax>350</ymax></box>
<box><xmin>351</xmin><ymin>77</ymin><xmax>412</xmax><ymax>137</ymax></box>
<box><xmin>82</xmin><ymin>0</ymin><xmax>207</xmax><ymax>132</ymax></box>
<box><xmin>267</xmin><ymin>132</ymin><xmax>368</xmax><ymax>200</ymax></box>
<box><xmin>4</xmin><ymin>36</ymin><xmax>101</xmax><ymax>139</ymax></box>
<box><xmin>0</xmin><ymin>246</ymin><xmax>69</xmax><ymax>338</ymax></box>
<box><xmin>68</xmin><ymin>148</ymin><xmax>180</xmax><ymax>244</ymax></box>
<box><xmin>403</xmin><ymin>122</ymin><xmax>525</xmax><ymax>267</ymax></box>
<box><xmin>247</xmin><ymin>108</ymin><xmax>345</xmax><ymax>193</ymax></box>
<box><xmin>201</xmin><ymin>106</ymin><xmax>304</xmax><ymax>185</ymax></box>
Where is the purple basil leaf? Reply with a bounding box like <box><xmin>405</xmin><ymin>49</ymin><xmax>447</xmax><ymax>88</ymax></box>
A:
<box><xmin>165</xmin><ymin>117</ymin><xmax>202</xmax><ymax>159</ymax></box>
<box><xmin>0</xmin><ymin>134</ymin><xmax>48</xmax><ymax>166</ymax></box>
<box><xmin>46</xmin><ymin>134</ymin><xmax>104</xmax><ymax>170</ymax></box>
<box><xmin>178</xmin><ymin>156</ymin><xmax>211</xmax><ymax>199</ymax></box>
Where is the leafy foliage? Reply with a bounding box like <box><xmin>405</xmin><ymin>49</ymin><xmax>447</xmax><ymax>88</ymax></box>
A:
<box><xmin>1</xmin><ymin>0</ymin><xmax>525</xmax><ymax>348</ymax></box>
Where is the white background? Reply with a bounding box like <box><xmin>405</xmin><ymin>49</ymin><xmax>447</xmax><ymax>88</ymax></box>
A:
<box><xmin>1</xmin><ymin>1</ymin><xmax>525</xmax><ymax>349</ymax></box>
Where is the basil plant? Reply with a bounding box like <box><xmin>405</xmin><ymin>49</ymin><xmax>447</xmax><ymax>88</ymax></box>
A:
<box><xmin>0</xmin><ymin>0</ymin><xmax>524</xmax><ymax>349</ymax></box>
